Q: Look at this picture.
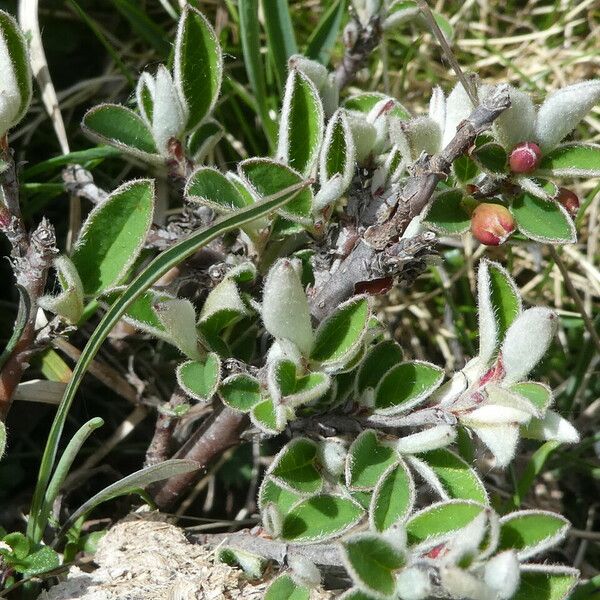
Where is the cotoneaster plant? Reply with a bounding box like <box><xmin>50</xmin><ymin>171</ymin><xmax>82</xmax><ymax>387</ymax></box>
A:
<box><xmin>0</xmin><ymin>1</ymin><xmax>597</xmax><ymax>598</ymax></box>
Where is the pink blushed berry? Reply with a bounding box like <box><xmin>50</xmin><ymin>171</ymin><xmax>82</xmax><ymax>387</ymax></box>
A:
<box><xmin>471</xmin><ymin>203</ymin><xmax>515</xmax><ymax>246</ymax></box>
<box><xmin>509</xmin><ymin>142</ymin><xmax>542</xmax><ymax>173</ymax></box>
<box><xmin>556</xmin><ymin>187</ymin><xmax>580</xmax><ymax>217</ymax></box>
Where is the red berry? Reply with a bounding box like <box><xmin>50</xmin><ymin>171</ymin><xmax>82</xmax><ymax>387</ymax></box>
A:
<box><xmin>556</xmin><ymin>187</ymin><xmax>579</xmax><ymax>217</ymax></box>
<box><xmin>471</xmin><ymin>203</ymin><xmax>515</xmax><ymax>246</ymax></box>
<box><xmin>509</xmin><ymin>142</ymin><xmax>542</xmax><ymax>174</ymax></box>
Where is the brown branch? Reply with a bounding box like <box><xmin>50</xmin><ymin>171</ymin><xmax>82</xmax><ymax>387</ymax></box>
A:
<box><xmin>0</xmin><ymin>144</ymin><xmax>57</xmax><ymax>421</ymax></box>
<box><xmin>335</xmin><ymin>15</ymin><xmax>382</xmax><ymax>90</ymax></box>
<box><xmin>309</xmin><ymin>84</ymin><xmax>511</xmax><ymax>320</ymax></box>
<box><xmin>152</xmin><ymin>406</ymin><xmax>246</xmax><ymax>509</ymax></box>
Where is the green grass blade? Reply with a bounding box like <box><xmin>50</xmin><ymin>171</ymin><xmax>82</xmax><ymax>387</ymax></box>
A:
<box><xmin>305</xmin><ymin>0</ymin><xmax>346</xmax><ymax>65</ymax></box>
<box><xmin>261</xmin><ymin>0</ymin><xmax>298</xmax><ymax>89</ymax></box>
<box><xmin>26</xmin><ymin>180</ymin><xmax>310</xmax><ymax>542</ymax></box>
<box><xmin>109</xmin><ymin>0</ymin><xmax>170</xmax><ymax>57</ymax></box>
<box><xmin>238</xmin><ymin>0</ymin><xmax>277</xmax><ymax>149</ymax></box>
<box><xmin>35</xmin><ymin>417</ymin><xmax>104</xmax><ymax>543</ymax></box>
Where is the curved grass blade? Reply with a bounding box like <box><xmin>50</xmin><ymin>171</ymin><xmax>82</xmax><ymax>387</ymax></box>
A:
<box><xmin>238</xmin><ymin>0</ymin><xmax>277</xmax><ymax>149</ymax></box>
<box><xmin>56</xmin><ymin>459</ymin><xmax>200</xmax><ymax>540</ymax></box>
<box><xmin>27</xmin><ymin>180</ymin><xmax>310</xmax><ymax>542</ymax></box>
<box><xmin>0</xmin><ymin>285</ymin><xmax>30</xmax><ymax>371</ymax></box>
<box><xmin>35</xmin><ymin>417</ymin><xmax>104</xmax><ymax>543</ymax></box>
<box><xmin>262</xmin><ymin>0</ymin><xmax>297</xmax><ymax>89</ymax></box>
<box><xmin>305</xmin><ymin>0</ymin><xmax>346</xmax><ymax>65</ymax></box>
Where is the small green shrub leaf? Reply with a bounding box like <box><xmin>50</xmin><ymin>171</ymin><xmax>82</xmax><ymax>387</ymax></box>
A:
<box><xmin>250</xmin><ymin>397</ymin><xmax>287</xmax><ymax>435</ymax></box>
<box><xmin>417</xmin><ymin>448</ymin><xmax>488</xmax><ymax>503</ymax></box>
<box><xmin>264</xmin><ymin>574</ymin><xmax>309</xmax><ymax>600</ymax></box>
<box><xmin>269</xmin><ymin>437</ymin><xmax>323</xmax><ymax>495</ymax></box>
<box><xmin>499</xmin><ymin>510</ymin><xmax>570</xmax><ymax>560</ymax></box>
<box><xmin>82</xmin><ymin>104</ymin><xmax>161</xmax><ymax>163</ymax></box>
<box><xmin>155</xmin><ymin>298</ymin><xmax>201</xmax><ymax>360</ymax></box>
<box><xmin>71</xmin><ymin>179</ymin><xmax>155</xmax><ymax>297</ymax></box>
<box><xmin>537</xmin><ymin>143</ymin><xmax>600</xmax><ymax>177</ymax></box>
<box><xmin>452</xmin><ymin>154</ymin><xmax>479</xmax><ymax>182</ymax></box>
<box><xmin>374</xmin><ymin>361</ymin><xmax>444</xmax><ymax>415</ymax></box>
<box><xmin>219</xmin><ymin>374</ymin><xmax>261</xmax><ymax>412</ymax></box>
<box><xmin>422</xmin><ymin>189</ymin><xmax>470</xmax><ymax>235</ymax></box>
<box><xmin>343</xmin><ymin>93</ymin><xmax>410</xmax><ymax>120</ymax></box>
<box><xmin>369</xmin><ymin>460</ymin><xmax>415</xmax><ymax>531</ymax></box>
<box><xmin>311</xmin><ymin>296</ymin><xmax>370</xmax><ymax>368</ymax></box>
<box><xmin>185</xmin><ymin>167</ymin><xmax>250</xmax><ymax>212</ymax></box>
<box><xmin>17</xmin><ymin>546</ymin><xmax>60</xmax><ymax>577</ymax></box>
<box><xmin>0</xmin><ymin>10</ymin><xmax>32</xmax><ymax>134</ymax></box>
<box><xmin>174</xmin><ymin>6</ymin><xmax>222</xmax><ymax>131</ymax></box>
<box><xmin>277</xmin><ymin>68</ymin><xmax>324</xmax><ymax>176</ymax></box>
<box><xmin>514</xmin><ymin>566</ymin><xmax>579</xmax><ymax>600</ymax></box>
<box><xmin>239</xmin><ymin>158</ymin><xmax>313</xmax><ymax>224</ymax></box>
<box><xmin>176</xmin><ymin>353</ymin><xmax>221</xmax><ymax>402</ymax></box>
<box><xmin>341</xmin><ymin>533</ymin><xmax>405</xmax><ymax>597</ymax></box>
<box><xmin>472</xmin><ymin>142</ymin><xmax>507</xmax><ymax>173</ymax></box>
<box><xmin>258</xmin><ymin>477</ymin><xmax>302</xmax><ymax>513</ymax></box>
<box><xmin>356</xmin><ymin>340</ymin><xmax>404</xmax><ymax>398</ymax></box>
<box><xmin>510</xmin><ymin>193</ymin><xmax>576</xmax><ymax>244</ymax></box>
<box><xmin>187</xmin><ymin>119</ymin><xmax>224</xmax><ymax>162</ymax></box>
<box><xmin>39</xmin><ymin>256</ymin><xmax>85</xmax><ymax>323</ymax></box>
<box><xmin>487</xmin><ymin>260</ymin><xmax>522</xmax><ymax>343</ymax></box>
<box><xmin>346</xmin><ymin>430</ymin><xmax>397</xmax><ymax>490</ymax></box>
<box><xmin>218</xmin><ymin>547</ymin><xmax>265</xmax><ymax>579</ymax></box>
<box><xmin>281</xmin><ymin>494</ymin><xmax>364</xmax><ymax>542</ymax></box>
<box><xmin>510</xmin><ymin>382</ymin><xmax>553</xmax><ymax>414</ymax></box>
<box><xmin>406</xmin><ymin>500</ymin><xmax>486</xmax><ymax>547</ymax></box>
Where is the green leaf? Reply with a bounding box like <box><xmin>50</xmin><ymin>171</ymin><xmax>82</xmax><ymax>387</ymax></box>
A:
<box><xmin>343</xmin><ymin>93</ymin><xmax>410</xmax><ymax>120</ymax></box>
<box><xmin>418</xmin><ymin>449</ymin><xmax>487</xmax><ymax>503</ymax></box>
<box><xmin>186</xmin><ymin>167</ymin><xmax>250</xmax><ymax>212</ymax></box>
<box><xmin>346</xmin><ymin>430</ymin><xmax>398</xmax><ymax>490</ymax></box>
<box><xmin>341</xmin><ymin>533</ymin><xmax>405</xmax><ymax>597</ymax></box>
<box><xmin>510</xmin><ymin>193</ymin><xmax>576</xmax><ymax>244</ymax></box>
<box><xmin>369</xmin><ymin>461</ymin><xmax>414</xmax><ymax>532</ymax></box>
<box><xmin>452</xmin><ymin>154</ymin><xmax>478</xmax><ymax>182</ymax></box>
<box><xmin>269</xmin><ymin>438</ymin><xmax>323</xmax><ymax>495</ymax></box>
<box><xmin>305</xmin><ymin>0</ymin><xmax>346</xmax><ymax>65</ymax></box>
<box><xmin>511</xmin><ymin>382</ymin><xmax>552</xmax><ymax>414</ymax></box>
<box><xmin>250</xmin><ymin>397</ymin><xmax>286</xmax><ymax>435</ymax></box>
<box><xmin>423</xmin><ymin>189</ymin><xmax>470</xmax><ymax>235</ymax></box>
<box><xmin>219</xmin><ymin>374</ymin><xmax>261</xmax><ymax>412</ymax></box>
<box><xmin>17</xmin><ymin>546</ymin><xmax>60</xmax><ymax>577</ymax></box>
<box><xmin>102</xmin><ymin>287</ymin><xmax>173</xmax><ymax>340</ymax></box>
<box><xmin>28</xmin><ymin>178</ymin><xmax>311</xmax><ymax>545</ymax></box>
<box><xmin>176</xmin><ymin>353</ymin><xmax>221</xmax><ymax>402</ymax></box>
<box><xmin>0</xmin><ymin>285</ymin><xmax>30</xmax><ymax>371</ymax></box>
<box><xmin>499</xmin><ymin>511</ymin><xmax>570</xmax><ymax>559</ymax></box>
<box><xmin>488</xmin><ymin>260</ymin><xmax>521</xmax><ymax>343</ymax></box>
<box><xmin>238</xmin><ymin>0</ymin><xmax>277</xmax><ymax>148</ymax></box>
<box><xmin>278</xmin><ymin>69</ymin><xmax>324</xmax><ymax>176</ymax></box>
<box><xmin>0</xmin><ymin>9</ymin><xmax>32</xmax><ymax>129</ymax></box>
<box><xmin>537</xmin><ymin>143</ymin><xmax>600</xmax><ymax>177</ymax></box>
<box><xmin>258</xmin><ymin>477</ymin><xmax>302</xmax><ymax>513</ymax></box>
<box><xmin>311</xmin><ymin>296</ymin><xmax>370</xmax><ymax>368</ymax></box>
<box><xmin>262</xmin><ymin>0</ymin><xmax>298</xmax><ymax>89</ymax></box>
<box><xmin>406</xmin><ymin>500</ymin><xmax>486</xmax><ymax>546</ymax></box>
<box><xmin>71</xmin><ymin>179</ymin><xmax>155</xmax><ymax>296</ymax></box>
<box><xmin>374</xmin><ymin>361</ymin><xmax>444</xmax><ymax>414</ymax></box>
<box><xmin>356</xmin><ymin>340</ymin><xmax>404</xmax><ymax>396</ymax></box>
<box><xmin>81</xmin><ymin>104</ymin><xmax>160</xmax><ymax>162</ymax></box>
<box><xmin>2</xmin><ymin>532</ymin><xmax>30</xmax><ymax>560</ymax></box>
<box><xmin>514</xmin><ymin>567</ymin><xmax>579</xmax><ymax>600</ymax></box>
<box><xmin>281</xmin><ymin>494</ymin><xmax>364</xmax><ymax>542</ymax></box>
<box><xmin>264</xmin><ymin>575</ymin><xmax>309</xmax><ymax>600</ymax></box>
<box><xmin>174</xmin><ymin>6</ymin><xmax>222</xmax><ymax>131</ymax></box>
<box><xmin>322</xmin><ymin>109</ymin><xmax>354</xmax><ymax>182</ymax></box>
<box><xmin>58</xmin><ymin>459</ymin><xmax>200</xmax><ymax>538</ymax></box>
<box><xmin>472</xmin><ymin>142</ymin><xmax>507</xmax><ymax>174</ymax></box>
<box><xmin>239</xmin><ymin>158</ymin><xmax>313</xmax><ymax>224</ymax></box>
<box><xmin>269</xmin><ymin>360</ymin><xmax>330</xmax><ymax>407</ymax></box>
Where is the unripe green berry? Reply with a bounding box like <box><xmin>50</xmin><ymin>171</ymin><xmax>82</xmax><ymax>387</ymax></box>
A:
<box><xmin>509</xmin><ymin>141</ymin><xmax>542</xmax><ymax>173</ymax></box>
<box><xmin>471</xmin><ymin>203</ymin><xmax>515</xmax><ymax>246</ymax></box>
